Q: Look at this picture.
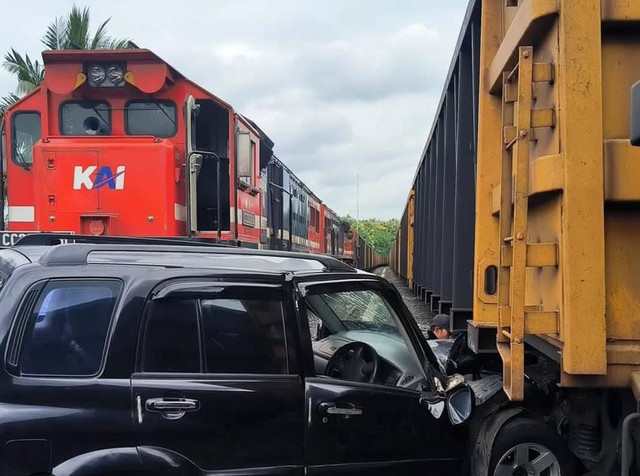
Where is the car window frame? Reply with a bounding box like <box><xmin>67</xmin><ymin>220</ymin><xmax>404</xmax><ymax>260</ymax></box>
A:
<box><xmin>124</xmin><ymin>99</ymin><xmax>178</xmax><ymax>138</ymax></box>
<box><xmin>135</xmin><ymin>279</ymin><xmax>300</xmax><ymax>378</ymax></box>
<box><xmin>294</xmin><ymin>275</ymin><xmax>440</xmax><ymax>391</ymax></box>
<box><xmin>5</xmin><ymin>277</ymin><xmax>123</xmax><ymax>379</ymax></box>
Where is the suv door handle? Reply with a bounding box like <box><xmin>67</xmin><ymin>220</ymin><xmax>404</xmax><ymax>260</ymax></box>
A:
<box><xmin>319</xmin><ymin>402</ymin><xmax>363</xmax><ymax>416</ymax></box>
<box><xmin>146</xmin><ymin>397</ymin><xmax>200</xmax><ymax>413</ymax></box>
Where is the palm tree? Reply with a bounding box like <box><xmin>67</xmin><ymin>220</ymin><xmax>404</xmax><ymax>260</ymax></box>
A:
<box><xmin>0</xmin><ymin>5</ymin><xmax>131</xmax><ymax>120</ymax></box>
<box><xmin>0</xmin><ymin>93</ymin><xmax>21</xmax><ymax>121</ymax></box>
<box><xmin>41</xmin><ymin>6</ymin><xmax>130</xmax><ymax>51</ymax></box>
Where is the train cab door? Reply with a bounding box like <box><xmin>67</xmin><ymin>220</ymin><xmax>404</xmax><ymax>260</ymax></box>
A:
<box><xmin>185</xmin><ymin>94</ymin><xmax>231</xmax><ymax>238</ymax></box>
<box><xmin>185</xmin><ymin>95</ymin><xmax>200</xmax><ymax>234</ymax></box>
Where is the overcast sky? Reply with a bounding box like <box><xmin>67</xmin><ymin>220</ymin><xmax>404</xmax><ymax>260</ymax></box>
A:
<box><xmin>0</xmin><ymin>0</ymin><xmax>469</xmax><ymax>220</ymax></box>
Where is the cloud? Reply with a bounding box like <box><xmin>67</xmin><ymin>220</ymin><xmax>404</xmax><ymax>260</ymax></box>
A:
<box><xmin>0</xmin><ymin>0</ymin><xmax>470</xmax><ymax>220</ymax></box>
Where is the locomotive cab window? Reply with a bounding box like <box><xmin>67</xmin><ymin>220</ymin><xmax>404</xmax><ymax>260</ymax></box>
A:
<box><xmin>11</xmin><ymin>112</ymin><xmax>41</xmax><ymax>166</ymax></box>
<box><xmin>126</xmin><ymin>100</ymin><xmax>177</xmax><ymax>138</ymax></box>
<box><xmin>60</xmin><ymin>100</ymin><xmax>111</xmax><ymax>136</ymax></box>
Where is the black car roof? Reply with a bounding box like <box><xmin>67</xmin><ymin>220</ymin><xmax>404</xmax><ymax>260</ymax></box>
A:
<box><xmin>9</xmin><ymin>235</ymin><xmax>356</xmax><ymax>274</ymax></box>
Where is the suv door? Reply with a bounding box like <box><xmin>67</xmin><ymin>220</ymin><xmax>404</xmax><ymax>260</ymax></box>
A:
<box><xmin>1</xmin><ymin>278</ymin><xmax>132</xmax><ymax>476</ymax></box>
<box><xmin>132</xmin><ymin>280</ymin><xmax>304</xmax><ymax>474</ymax></box>
<box><xmin>297</xmin><ymin>278</ymin><xmax>464</xmax><ymax>475</ymax></box>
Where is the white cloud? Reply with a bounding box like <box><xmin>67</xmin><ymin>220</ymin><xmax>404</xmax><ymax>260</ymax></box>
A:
<box><xmin>0</xmin><ymin>0</ymin><xmax>469</xmax><ymax>219</ymax></box>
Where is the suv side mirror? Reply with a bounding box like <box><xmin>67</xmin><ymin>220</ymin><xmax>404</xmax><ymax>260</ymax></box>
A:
<box><xmin>446</xmin><ymin>385</ymin><xmax>474</xmax><ymax>425</ymax></box>
<box><xmin>631</xmin><ymin>81</ymin><xmax>640</xmax><ymax>146</ymax></box>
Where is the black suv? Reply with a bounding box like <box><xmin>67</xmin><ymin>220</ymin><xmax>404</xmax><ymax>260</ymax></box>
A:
<box><xmin>0</xmin><ymin>235</ymin><xmax>490</xmax><ymax>476</ymax></box>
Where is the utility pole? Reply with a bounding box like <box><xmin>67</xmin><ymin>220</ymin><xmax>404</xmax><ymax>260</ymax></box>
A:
<box><xmin>356</xmin><ymin>174</ymin><xmax>360</xmax><ymax>264</ymax></box>
<box><xmin>356</xmin><ymin>174</ymin><xmax>359</xmax><ymax>235</ymax></box>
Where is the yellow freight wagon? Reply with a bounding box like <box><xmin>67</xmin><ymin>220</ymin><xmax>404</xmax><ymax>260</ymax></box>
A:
<box><xmin>391</xmin><ymin>0</ymin><xmax>640</xmax><ymax>473</ymax></box>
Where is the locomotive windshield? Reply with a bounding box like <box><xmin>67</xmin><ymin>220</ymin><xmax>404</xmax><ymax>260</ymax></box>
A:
<box><xmin>60</xmin><ymin>100</ymin><xmax>111</xmax><ymax>136</ymax></box>
<box><xmin>125</xmin><ymin>100</ymin><xmax>177</xmax><ymax>138</ymax></box>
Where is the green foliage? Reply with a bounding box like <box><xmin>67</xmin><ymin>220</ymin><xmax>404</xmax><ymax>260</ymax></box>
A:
<box><xmin>342</xmin><ymin>215</ymin><xmax>399</xmax><ymax>257</ymax></box>
<box><xmin>42</xmin><ymin>6</ymin><xmax>130</xmax><ymax>51</ymax></box>
<box><xmin>0</xmin><ymin>93</ymin><xmax>20</xmax><ymax>121</ymax></box>
<box><xmin>2</xmin><ymin>49</ymin><xmax>44</xmax><ymax>96</ymax></box>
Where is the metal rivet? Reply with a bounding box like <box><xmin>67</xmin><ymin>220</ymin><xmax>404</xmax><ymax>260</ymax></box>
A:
<box><xmin>147</xmin><ymin>216</ymin><xmax>155</xmax><ymax>222</ymax></box>
<box><xmin>519</xmin><ymin>129</ymin><xmax>528</xmax><ymax>138</ymax></box>
<box><xmin>49</xmin><ymin>216</ymin><xmax>56</xmax><ymax>222</ymax></box>
<box><xmin>523</xmin><ymin>51</ymin><xmax>530</xmax><ymax>59</ymax></box>
<box><xmin>516</xmin><ymin>233</ymin><xmax>524</xmax><ymax>240</ymax></box>
<box><xmin>322</xmin><ymin>417</ymin><xmax>328</xmax><ymax>424</ymax></box>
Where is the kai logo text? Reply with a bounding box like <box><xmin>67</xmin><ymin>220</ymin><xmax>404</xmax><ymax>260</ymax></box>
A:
<box><xmin>73</xmin><ymin>166</ymin><xmax>126</xmax><ymax>190</ymax></box>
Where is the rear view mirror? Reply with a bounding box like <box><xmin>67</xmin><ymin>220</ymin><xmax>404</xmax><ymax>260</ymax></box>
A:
<box><xmin>631</xmin><ymin>81</ymin><xmax>640</xmax><ymax>146</ymax></box>
<box><xmin>446</xmin><ymin>385</ymin><xmax>474</xmax><ymax>425</ymax></box>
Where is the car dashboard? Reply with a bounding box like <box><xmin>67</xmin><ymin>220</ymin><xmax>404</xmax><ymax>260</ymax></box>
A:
<box><xmin>312</xmin><ymin>330</ymin><xmax>426</xmax><ymax>389</ymax></box>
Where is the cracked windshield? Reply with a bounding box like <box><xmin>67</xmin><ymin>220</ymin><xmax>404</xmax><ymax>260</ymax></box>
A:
<box><xmin>315</xmin><ymin>290</ymin><xmax>399</xmax><ymax>334</ymax></box>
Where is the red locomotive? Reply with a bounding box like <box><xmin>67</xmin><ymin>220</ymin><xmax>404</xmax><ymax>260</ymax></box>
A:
<box><xmin>1</xmin><ymin>48</ymin><xmax>384</xmax><ymax>268</ymax></box>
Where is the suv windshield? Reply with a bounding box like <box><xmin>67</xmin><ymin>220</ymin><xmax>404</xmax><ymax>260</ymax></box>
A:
<box><xmin>307</xmin><ymin>289</ymin><xmax>400</xmax><ymax>335</ymax></box>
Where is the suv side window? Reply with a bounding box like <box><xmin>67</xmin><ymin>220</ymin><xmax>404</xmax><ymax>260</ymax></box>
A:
<box><xmin>19</xmin><ymin>280</ymin><xmax>121</xmax><ymax>376</ymax></box>
<box><xmin>201</xmin><ymin>298</ymin><xmax>287</xmax><ymax>374</ymax></box>
<box><xmin>142</xmin><ymin>299</ymin><xmax>201</xmax><ymax>373</ymax></box>
<box><xmin>141</xmin><ymin>295</ymin><xmax>289</xmax><ymax>375</ymax></box>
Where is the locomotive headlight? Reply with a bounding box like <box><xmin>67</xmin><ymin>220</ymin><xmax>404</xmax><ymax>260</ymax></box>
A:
<box><xmin>107</xmin><ymin>64</ymin><xmax>124</xmax><ymax>84</ymax></box>
<box><xmin>89</xmin><ymin>65</ymin><xmax>106</xmax><ymax>85</ymax></box>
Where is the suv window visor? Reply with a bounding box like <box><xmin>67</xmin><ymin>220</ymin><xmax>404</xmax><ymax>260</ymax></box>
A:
<box><xmin>153</xmin><ymin>281</ymin><xmax>284</xmax><ymax>300</ymax></box>
<box><xmin>296</xmin><ymin>279</ymin><xmax>382</xmax><ymax>297</ymax></box>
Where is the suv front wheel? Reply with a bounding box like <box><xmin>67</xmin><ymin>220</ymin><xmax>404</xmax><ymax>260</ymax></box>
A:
<box><xmin>489</xmin><ymin>418</ymin><xmax>578</xmax><ymax>476</ymax></box>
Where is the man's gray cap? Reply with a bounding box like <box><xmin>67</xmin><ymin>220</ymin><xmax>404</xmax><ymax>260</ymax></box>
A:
<box><xmin>431</xmin><ymin>314</ymin><xmax>450</xmax><ymax>329</ymax></box>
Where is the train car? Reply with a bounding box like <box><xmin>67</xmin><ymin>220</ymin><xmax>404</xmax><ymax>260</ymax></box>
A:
<box><xmin>341</xmin><ymin>225</ymin><xmax>355</xmax><ymax>264</ymax></box>
<box><xmin>307</xmin><ymin>192</ymin><xmax>322</xmax><ymax>254</ymax></box>
<box><xmin>262</xmin><ymin>156</ymin><xmax>311</xmax><ymax>253</ymax></box>
<box><xmin>321</xmin><ymin>205</ymin><xmax>343</xmax><ymax>258</ymax></box>
<box><xmin>391</xmin><ymin>0</ymin><xmax>640</xmax><ymax>472</ymax></box>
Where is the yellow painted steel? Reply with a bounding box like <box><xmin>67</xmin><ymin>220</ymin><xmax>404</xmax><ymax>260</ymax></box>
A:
<box><xmin>472</xmin><ymin>0</ymin><xmax>502</xmax><ymax>328</ymax></box>
<box><xmin>470</xmin><ymin>0</ymin><xmax>640</xmax><ymax>400</ymax></box>
<box><xmin>396</xmin><ymin>0</ymin><xmax>640</xmax><ymax>401</ymax></box>
<box><xmin>556</xmin><ymin>0</ymin><xmax>606</xmax><ymax>375</ymax></box>
<box><xmin>407</xmin><ymin>190</ymin><xmax>415</xmax><ymax>288</ymax></box>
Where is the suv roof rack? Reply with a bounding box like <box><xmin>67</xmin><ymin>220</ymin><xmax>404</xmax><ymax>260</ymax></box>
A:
<box><xmin>14</xmin><ymin>234</ymin><xmax>233</xmax><ymax>248</ymax></box>
<box><xmin>23</xmin><ymin>238</ymin><xmax>355</xmax><ymax>273</ymax></box>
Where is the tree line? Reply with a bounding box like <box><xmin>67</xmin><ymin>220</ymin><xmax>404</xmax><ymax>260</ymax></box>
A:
<box><xmin>342</xmin><ymin>215</ymin><xmax>398</xmax><ymax>257</ymax></box>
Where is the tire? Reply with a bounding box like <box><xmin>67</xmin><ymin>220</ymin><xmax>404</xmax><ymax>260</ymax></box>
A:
<box><xmin>488</xmin><ymin>418</ymin><xmax>578</xmax><ymax>476</ymax></box>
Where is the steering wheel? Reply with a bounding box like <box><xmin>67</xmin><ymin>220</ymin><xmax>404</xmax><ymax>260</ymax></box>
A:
<box><xmin>325</xmin><ymin>342</ymin><xmax>379</xmax><ymax>383</ymax></box>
